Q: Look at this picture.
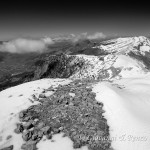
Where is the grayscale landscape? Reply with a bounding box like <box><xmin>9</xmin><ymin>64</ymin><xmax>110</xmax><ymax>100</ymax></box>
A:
<box><xmin>0</xmin><ymin>1</ymin><xmax>150</xmax><ymax>150</ymax></box>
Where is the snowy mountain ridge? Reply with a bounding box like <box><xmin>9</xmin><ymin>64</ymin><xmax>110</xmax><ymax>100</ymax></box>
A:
<box><xmin>68</xmin><ymin>54</ymin><xmax>147</xmax><ymax>79</ymax></box>
<box><xmin>68</xmin><ymin>36</ymin><xmax>150</xmax><ymax>79</ymax></box>
<box><xmin>1</xmin><ymin>36</ymin><xmax>150</xmax><ymax>150</ymax></box>
<box><xmin>1</xmin><ymin>36</ymin><xmax>150</xmax><ymax>91</ymax></box>
<box><xmin>31</xmin><ymin>36</ymin><xmax>150</xmax><ymax>81</ymax></box>
<box><xmin>98</xmin><ymin>36</ymin><xmax>150</xmax><ymax>55</ymax></box>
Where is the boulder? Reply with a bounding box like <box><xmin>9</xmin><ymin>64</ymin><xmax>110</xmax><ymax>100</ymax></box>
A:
<box><xmin>19</xmin><ymin>111</ymin><xmax>26</xmax><ymax>119</ymax></box>
<box><xmin>14</xmin><ymin>123</ymin><xmax>24</xmax><ymax>134</ymax></box>
<box><xmin>23</xmin><ymin>122</ymin><xmax>33</xmax><ymax>130</ymax></box>
<box><xmin>32</xmin><ymin>95</ymin><xmax>39</xmax><ymax>101</ymax></box>
<box><xmin>22</xmin><ymin>130</ymin><xmax>32</xmax><ymax>141</ymax></box>
<box><xmin>58</xmin><ymin>126</ymin><xmax>64</xmax><ymax>131</ymax></box>
<box><xmin>31</xmin><ymin>130</ymin><xmax>38</xmax><ymax>141</ymax></box>
<box><xmin>37</xmin><ymin>130</ymin><xmax>43</xmax><ymax>139</ymax></box>
<box><xmin>41</xmin><ymin>126</ymin><xmax>51</xmax><ymax>135</ymax></box>
<box><xmin>53</xmin><ymin>128</ymin><xmax>60</xmax><ymax>134</ymax></box>
<box><xmin>39</xmin><ymin>94</ymin><xmax>46</xmax><ymax>99</ymax></box>
<box><xmin>46</xmin><ymin>134</ymin><xmax>52</xmax><ymax>139</ymax></box>
<box><xmin>32</xmin><ymin>119</ymin><xmax>39</xmax><ymax>126</ymax></box>
<box><xmin>73</xmin><ymin>142</ymin><xmax>82</xmax><ymax>149</ymax></box>
<box><xmin>22</xmin><ymin>116</ymin><xmax>32</xmax><ymax>122</ymax></box>
<box><xmin>36</xmin><ymin>122</ymin><xmax>45</xmax><ymax>130</ymax></box>
<box><xmin>21</xmin><ymin>141</ymin><xmax>37</xmax><ymax>150</ymax></box>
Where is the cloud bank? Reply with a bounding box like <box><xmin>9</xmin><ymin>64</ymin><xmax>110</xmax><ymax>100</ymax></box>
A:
<box><xmin>71</xmin><ymin>32</ymin><xmax>106</xmax><ymax>42</ymax></box>
<box><xmin>0</xmin><ymin>37</ymin><xmax>54</xmax><ymax>53</ymax></box>
<box><xmin>87</xmin><ymin>32</ymin><xmax>106</xmax><ymax>39</ymax></box>
<box><xmin>71</xmin><ymin>32</ymin><xmax>88</xmax><ymax>42</ymax></box>
<box><xmin>0</xmin><ymin>32</ymin><xmax>106</xmax><ymax>53</ymax></box>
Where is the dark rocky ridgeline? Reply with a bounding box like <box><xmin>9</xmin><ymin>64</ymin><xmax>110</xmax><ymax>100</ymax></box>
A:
<box><xmin>0</xmin><ymin>54</ymin><xmax>83</xmax><ymax>91</ymax></box>
<box><xmin>0</xmin><ymin>71</ymin><xmax>35</xmax><ymax>91</ymax></box>
<box><xmin>129</xmin><ymin>51</ymin><xmax>150</xmax><ymax>70</ymax></box>
<box><xmin>66</xmin><ymin>39</ymin><xmax>109</xmax><ymax>56</ymax></box>
<box><xmin>33</xmin><ymin>54</ymin><xmax>85</xmax><ymax>79</ymax></box>
<box><xmin>0</xmin><ymin>38</ymin><xmax>108</xmax><ymax>92</ymax></box>
<box><xmin>10</xmin><ymin>79</ymin><xmax>111</xmax><ymax>150</ymax></box>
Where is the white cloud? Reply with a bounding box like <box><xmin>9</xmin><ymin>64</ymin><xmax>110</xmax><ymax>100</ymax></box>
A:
<box><xmin>71</xmin><ymin>32</ymin><xmax>106</xmax><ymax>42</ymax></box>
<box><xmin>87</xmin><ymin>32</ymin><xmax>106</xmax><ymax>40</ymax></box>
<box><xmin>0</xmin><ymin>32</ymin><xmax>106</xmax><ymax>53</ymax></box>
<box><xmin>71</xmin><ymin>32</ymin><xmax>88</xmax><ymax>42</ymax></box>
<box><xmin>0</xmin><ymin>37</ymin><xmax>54</xmax><ymax>53</ymax></box>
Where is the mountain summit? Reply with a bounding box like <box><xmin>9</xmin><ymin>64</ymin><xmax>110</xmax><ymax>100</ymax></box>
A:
<box><xmin>99</xmin><ymin>36</ymin><xmax>150</xmax><ymax>54</ymax></box>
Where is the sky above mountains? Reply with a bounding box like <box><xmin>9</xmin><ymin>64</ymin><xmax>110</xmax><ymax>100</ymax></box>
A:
<box><xmin>0</xmin><ymin>1</ymin><xmax>150</xmax><ymax>40</ymax></box>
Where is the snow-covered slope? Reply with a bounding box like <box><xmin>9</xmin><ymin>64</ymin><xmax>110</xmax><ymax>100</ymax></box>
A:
<box><xmin>67</xmin><ymin>36</ymin><xmax>150</xmax><ymax>79</ymax></box>
<box><xmin>93</xmin><ymin>75</ymin><xmax>150</xmax><ymax>150</ymax></box>
<box><xmin>2</xmin><ymin>74</ymin><xmax>150</xmax><ymax>150</ymax></box>
<box><xmin>68</xmin><ymin>53</ymin><xmax>148</xmax><ymax>79</ymax></box>
<box><xmin>98</xmin><ymin>36</ymin><xmax>150</xmax><ymax>55</ymax></box>
<box><xmin>1</xmin><ymin>36</ymin><xmax>150</xmax><ymax>150</ymax></box>
<box><xmin>0</xmin><ymin>79</ymin><xmax>77</xmax><ymax>150</ymax></box>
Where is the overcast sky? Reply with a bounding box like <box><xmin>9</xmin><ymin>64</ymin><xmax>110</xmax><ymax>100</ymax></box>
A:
<box><xmin>0</xmin><ymin>1</ymin><xmax>150</xmax><ymax>40</ymax></box>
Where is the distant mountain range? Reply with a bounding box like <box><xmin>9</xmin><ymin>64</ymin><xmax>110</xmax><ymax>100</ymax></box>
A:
<box><xmin>1</xmin><ymin>36</ymin><xmax>150</xmax><ymax>150</ymax></box>
<box><xmin>0</xmin><ymin>36</ymin><xmax>150</xmax><ymax>91</ymax></box>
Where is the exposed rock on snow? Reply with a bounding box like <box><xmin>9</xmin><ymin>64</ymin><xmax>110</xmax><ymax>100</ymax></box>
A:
<box><xmin>98</xmin><ymin>36</ymin><xmax>150</xmax><ymax>54</ymax></box>
<box><xmin>13</xmin><ymin>80</ymin><xmax>110</xmax><ymax>150</ymax></box>
<box><xmin>0</xmin><ymin>79</ymin><xmax>111</xmax><ymax>150</ymax></box>
<box><xmin>0</xmin><ymin>79</ymin><xmax>71</xmax><ymax>150</ymax></box>
<box><xmin>1</xmin><ymin>36</ymin><xmax>150</xmax><ymax>150</ymax></box>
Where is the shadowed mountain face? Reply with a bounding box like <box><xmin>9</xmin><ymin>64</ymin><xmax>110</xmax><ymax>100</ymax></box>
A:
<box><xmin>0</xmin><ymin>38</ymin><xmax>108</xmax><ymax>91</ymax></box>
<box><xmin>1</xmin><ymin>36</ymin><xmax>150</xmax><ymax>91</ymax></box>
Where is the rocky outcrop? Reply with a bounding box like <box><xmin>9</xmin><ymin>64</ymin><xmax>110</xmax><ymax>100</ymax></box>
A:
<box><xmin>14</xmin><ymin>79</ymin><xmax>111</xmax><ymax>150</ymax></box>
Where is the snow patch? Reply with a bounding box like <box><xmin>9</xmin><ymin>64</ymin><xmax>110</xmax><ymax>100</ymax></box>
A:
<box><xmin>92</xmin><ymin>76</ymin><xmax>150</xmax><ymax>150</ymax></box>
<box><xmin>37</xmin><ymin>133</ymin><xmax>88</xmax><ymax>150</ymax></box>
